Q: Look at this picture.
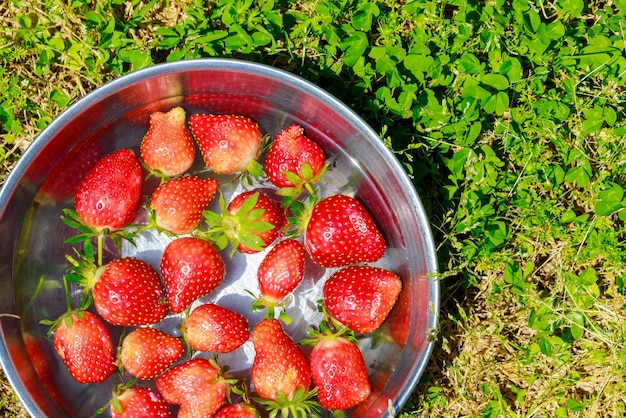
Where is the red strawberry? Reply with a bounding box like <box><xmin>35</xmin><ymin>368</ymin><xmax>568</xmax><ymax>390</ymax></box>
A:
<box><xmin>250</xmin><ymin>319</ymin><xmax>313</xmax><ymax>404</ymax></box>
<box><xmin>251</xmin><ymin>239</ymin><xmax>306</xmax><ymax>319</ymax></box>
<box><xmin>148</xmin><ymin>175</ymin><xmax>219</xmax><ymax>235</ymax></box>
<box><xmin>186</xmin><ymin>304</ymin><xmax>250</xmax><ymax>353</ymax></box>
<box><xmin>110</xmin><ymin>386</ymin><xmax>171</xmax><ymax>418</ymax></box>
<box><xmin>92</xmin><ymin>257</ymin><xmax>168</xmax><ymax>326</ymax></box>
<box><xmin>160</xmin><ymin>237</ymin><xmax>225</xmax><ymax>314</ymax></box>
<box><xmin>52</xmin><ymin>310</ymin><xmax>116</xmax><ymax>383</ymax></box>
<box><xmin>351</xmin><ymin>366</ymin><xmax>393</xmax><ymax>417</ymax></box>
<box><xmin>227</xmin><ymin>191</ymin><xmax>286</xmax><ymax>254</ymax></box>
<box><xmin>140</xmin><ymin>106</ymin><xmax>196</xmax><ymax>178</ymax></box>
<box><xmin>308</xmin><ymin>334</ymin><xmax>371</xmax><ymax>410</ymax></box>
<box><xmin>155</xmin><ymin>358</ymin><xmax>229</xmax><ymax>417</ymax></box>
<box><xmin>304</xmin><ymin>194</ymin><xmax>386</xmax><ymax>267</ymax></box>
<box><xmin>265</xmin><ymin>124</ymin><xmax>327</xmax><ymax>199</ymax></box>
<box><xmin>203</xmin><ymin>190</ymin><xmax>286</xmax><ymax>254</ymax></box>
<box><xmin>119</xmin><ymin>328</ymin><xmax>184</xmax><ymax>380</ymax></box>
<box><xmin>188</xmin><ymin>113</ymin><xmax>263</xmax><ymax>175</ymax></box>
<box><xmin>214</xmin><ymin>402</ymin><xmax>261</xmax><ymax>418</ymax></box>
<box><xmin>74</xmin><ymin>148</ymin><xmax>143</xmax><ymax>233</ymax></box>
<box><xmin>228</xmin><ymin>190</ymin><xmax>286</xmax><ymax>253</ymax></box>
<box><xmin>323</xmin><ymin>266</ymin><xmax>402</xmax><ymax>334</ymax></box>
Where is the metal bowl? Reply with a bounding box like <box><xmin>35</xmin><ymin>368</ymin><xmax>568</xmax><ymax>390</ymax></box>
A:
<box><xmin>0</xmin><ymin>59</ymin><xmax>438</xmax><ymax>417</ymax></box>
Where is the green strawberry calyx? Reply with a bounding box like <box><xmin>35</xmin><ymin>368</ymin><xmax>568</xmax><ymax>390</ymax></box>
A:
<box><xmin>61</xmin><ymin>208</ymin><xmax>138</xmax><ymax>266</ymax></box>
<box><xmin>255</xmin><ymin>386</ymin><xmax>322</xmax><ymax>418</ymax></box>
<box><xmin>300</xmin><ymin>304</ymin><xmax>358</xmax><ymax>348</ymax></box>
<box><xmin>283</xmin><ymin>193</ymin><xmax>318</xmax><ymax>239</ymax></box>
<box><xmin>276</xmin><ymin>162</ymin><xmax>329</xmax><ymax>207</ymax></box>
<box><xmin>200</xmin><ymin>192</ymin><xmax>274</xmax><ymax>256</ymax></box>
<box><xmin>246</xmin><ymin>290</ymin><xmax>293</xmax><ymax>325</ymax></box>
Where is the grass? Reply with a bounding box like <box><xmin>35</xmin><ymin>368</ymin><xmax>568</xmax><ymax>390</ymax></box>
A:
<box><xmin>0</xmin><ymin>377</ymin><xmax>28</xmax><ymax>418</ymax></box>
<box><xmin>2</xmin><ymin>0</ymin><xmax>626</xmax><ymax>416</ymax></box>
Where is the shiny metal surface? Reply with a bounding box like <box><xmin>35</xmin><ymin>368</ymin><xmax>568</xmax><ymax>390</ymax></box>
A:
<box><xmin>0</xmin><ymin>59</ymin><xmax>439</xmax><ymax>417</ymax></box>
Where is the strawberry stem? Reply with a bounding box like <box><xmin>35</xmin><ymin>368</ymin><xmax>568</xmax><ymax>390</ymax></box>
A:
<box><xmin>97</xmin><ymin>234</ymin><xmax>104</xmax><ymax>267</ymax></box>
<box><xmin>304</xmin><ymin>182</ymin><xmax>317</xmax><ymax>198</ymax></box>
<box><xmin>63</xmin><ymin>274</ymin><xmax>72</xmax><ymax>313</ymax></box>
<box><xmin>178</xmin><ymin>308</ymin><xmax>195</xmax><ymax>361</ymax></box>
<box><xmin>132</xmin><ymin>222</ymin><xmax>152</xmax><ymax>236</ymax></box>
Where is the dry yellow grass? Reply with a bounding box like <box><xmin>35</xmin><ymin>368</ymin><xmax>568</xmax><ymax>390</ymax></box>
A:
<box><xmin>0</xmin><ymin>372</ymin><xmax>29</xmax><ymax>417</ymax></box>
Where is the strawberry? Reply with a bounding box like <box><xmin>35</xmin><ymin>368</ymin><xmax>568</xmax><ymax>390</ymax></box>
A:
<box><xmin>155</xmin><ymin>358</ymin><xmax>230</xmax><ymax>417</ymax></box>
<box><xmin>351</xmin><ymin>363</ymin><xmax>394</xmax><ymax>417</ymax></box>
<box><xmin>265</xmin><ymin>124</ymin><xmax>327</xmax><ymax>201</ymax></box>
<box><xmin>188</xmin><ymin>113</ymin><xmax>264</xmax><ymax>176</ymax></box>
<box><xmin>148</xmin><ymin>175</ymin><xmax>219</xmax><ymax>235</ymax></box>
<box><xmin>303</xmin><ymin>194</ymin><xmax>386</xmax><ymax>267</ymax></box>
<box><xmin>140</xmin><ymin>106</ymin><xmax>196</xmax><ymax>178</ymax></box>
<box><xmin>52</xmin><ymin>310</ymin><xmax>116</xmax><ymax>383</ymax></box>
<box><xmin>186</xmin><ymin>303</ymin><xmax>250</xmax><ymax>353</ymax></box>
<box><xmin>119</xmin><ymin>327</ymin><xmax>184</xmax><ymax>380</ymax></box>
<box><xmin>214</xmin><ymin>380</ymin><xmax>260</xmax><ymax>417</ymax></box>
<box><xmin>74</xmin><ymin>148</ymin><xmax>143</xmax><ymax>233</ymax></box>
<box><xmin>251</xmin><ymin>239</ymin><xmax>306</xmax><ymax>319</ymax></box>
<box><xmin>228</xmin><ymin>191</ymin><xmax>286</xmax><ymax>254</ymax></box>
<box><xmin>92</xmin><ymin>257</ymin><xmax>168</xmax><ymax>326</ymax></box>
<box><xmin>214</xmin><ymin>402</ymin><xmax>261</xmax><ymax>418</ymax></box>
<box><xmin>203</xmin><ymin>190</ymin><xmax>287</xmax><ymax>254</ymax></box>
<box><xmin>160</xmin><ymin>237</ymin><xmax>225</xmax><ymax>314</ymax></box>
<box><xmin>308</xmin><ymin>333</ymin><xmax>371</xmax><ymax>410</ymax></box>
<box><xmin>110</xmin><ymin>386</ymin><xmax>171</xmax><ymax>418</ymax></box>
<box><xmin>301</xmin><ymin>309</ymin><xmax>372</xmax><ymax>411</ymax></box>
<box><xmin>323</xmin><ymin>266</ymin><xmax>402</xmax><ymax>334</ymax></box>
<box><xmin>251</xmin><ymin>319</ymin><xmax>317</xmax><ymax>415</ymax></box>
